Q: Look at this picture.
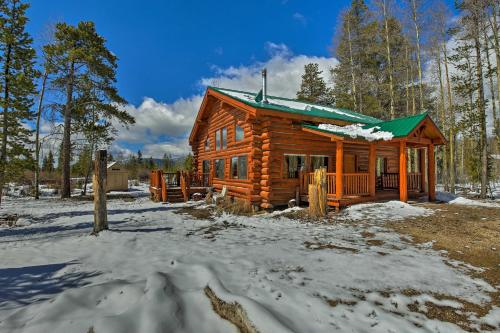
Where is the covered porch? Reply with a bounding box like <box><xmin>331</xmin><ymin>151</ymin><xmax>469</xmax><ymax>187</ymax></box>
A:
<box><xmin>299</xmin><ymin>113</ymin><xmax>444</xmax><ymax>208</ymax></box>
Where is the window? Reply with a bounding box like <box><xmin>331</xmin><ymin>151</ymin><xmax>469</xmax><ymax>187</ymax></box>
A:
<box><xmin>215</xmin><ymin>131</ymin><xmax>220</xmax><ymax>151</ymax></box>
<box><xmin>310</xmin><ymin>156</ymin><xmax>329</xmax><ymax>171</ymax></box>
<box><xmin>235</xmin><ymin>125</ymin><xmax>244</xmax><ymax>141</ymax></box>
<box><xmin>222</xmin><ymin>127</ymin><xmax>227</xmax><ymax>149</ymax></box>
<box><xmin>231</xmin><ymin>156</ymin><xmax>248</xmax><ymax>179</ymax></box>
<box><xmin>202</xmin><ymin>160</ymin><xmax>210</xmax><ymax>174</ymax></box>
<box><xmin>284</xmin><ymin>154</ymin><xmax>305</xmax><ymax>178</ymax></box>
<box><xmin>205</xmin><ymin>137</ymin><xmax>210</xmax><ymax>151</ymax></box>
<box><xmin>215</xmin><ymin>159</ymin><xmax>225</xmax><ymax>179</ymax></box>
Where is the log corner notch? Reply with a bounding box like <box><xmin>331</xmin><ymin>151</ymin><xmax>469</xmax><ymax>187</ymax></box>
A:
<box><xmin>93</xmin><ymin>149</ymin><xmax>108</xmax><ymax>234</ymax></box>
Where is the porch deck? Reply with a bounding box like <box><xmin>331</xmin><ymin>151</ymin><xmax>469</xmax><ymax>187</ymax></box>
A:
<box><xmin>299</xmin><ymin>171</ymin><xmax>426</xmax><ymax>208</ymax></box>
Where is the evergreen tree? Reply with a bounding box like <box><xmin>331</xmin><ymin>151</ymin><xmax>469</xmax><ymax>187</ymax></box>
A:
<box><xmin>137</xmin><ymin>149</ymin><xmax>143</xmax><ymax>165</ymax></box>
<box><xmin>44</xmin><ymin>21</ymin><xmax>133</xmax><ymax>199</ymax></box>
<box><xmin>183</xmin><ymin>153</ymin><xmax>194</xmax><ymax>171</ymax></box>
<box><xmin>162</xmin><ymin>152</ymin><xmax>173</xmax><ymax>172</ymax></box>
<box><xmin>42</xmin><ymin>150</ymin><xmax>55</xmax><ymax>173</ymax></box>
<box><xmin>296</xmin><ymin>63</ymin><xmax>332</xmax><ymax>105</ymax></box>
<box><xmin>0</xmin><ymin>0</ymin><xmax>38</xmax><ymax>203</ymax></box>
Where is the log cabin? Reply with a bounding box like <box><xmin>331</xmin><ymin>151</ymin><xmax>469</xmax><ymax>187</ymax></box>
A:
<box><xmin>189</xmin><ymin>71</ymin><xmax>446</xmax><ymax>209</ymax></box>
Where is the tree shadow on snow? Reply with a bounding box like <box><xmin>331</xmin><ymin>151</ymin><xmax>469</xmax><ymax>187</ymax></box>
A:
<box><xmin>0</xmin><ymin>261</ymin><xmax>100</xmax><ymax>309</ymax></box>
<box><xmin>110</xmin><ymin>227</ymin><xmax>173</xmax><ymax>233</ymax></box>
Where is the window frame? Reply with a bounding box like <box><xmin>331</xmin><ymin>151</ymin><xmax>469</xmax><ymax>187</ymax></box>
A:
<box><xmin>204</xmin><ymin>136</ymin><xmax>211</xmax><ymax>151</ymax></box>
<box><xmin>221</xmin><ymin>127</ymin><xmax>227</xmax><ymax>149</ymax></box>
<box><xmin>310</xmin><ymin>155</ymin><xmax>329</xmax><ymax>172</ymax></box>
<box><xmin>214</xmin><ymin>158</ymin><xmax>225</xmax><ymax>179</ymax></box>
<box><xmin>283</xmin><ymin>154</ymin><xmax>306</xmax><ymax>179</ymax></box>
<box><xmin>231</xmin><ymin>155</ymin><xmax>248</xmax><ymax>180</ymax></box>
<box><xmin>235</xmin><ymin>124</ymin><xmax>244</xmax><ymax>142</ymax></box>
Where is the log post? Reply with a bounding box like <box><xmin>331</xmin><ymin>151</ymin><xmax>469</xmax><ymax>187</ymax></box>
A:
<box><xmin>399</xmin><ymin>141</ymin><xmax>408</xmax><ymax>202</ymax></box>
<box><xmin>161</xmin><ymin>172</ymin><xmax>167</xmax><ymax>203</ymax></box>
<box><xmin>368</xmin><ymin>144</ymin><xmax>376</xmax><ymax>197</ymax></box>
<box><xmin>419</xmin><ymin>148</ymin><xmax>426</xmax><ymax>192</ymax></box>
<box><xmin>428</xmin><ymin>144</ymin><xmax>435</xmax><ymax>201</ymax></box>
<box><xmin>335</xmin><ymin>141</ymin><xmax>344</xmax><ymax>199</ymax></box>
<box><xmin>93</xmin><ymin>150</ymin><xmax>108</xmax><ymax>234</ymax></box>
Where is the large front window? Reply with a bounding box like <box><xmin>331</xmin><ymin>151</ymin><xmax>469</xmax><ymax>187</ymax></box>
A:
<box><xmin>215</xmin><ymin>159</ymin><xmax>224</xmax><ymax>179</ymax></box>
<box><xmin>235</xmin><ymin>125</ymin><xmax>244</xmax><ymax>141</ymax></box>
<box><xmin>284</xmin><ymin>154</ymin><xmax>305</xmax><ymax>178</ymax></box>
<box><xmin>231</xmin><ymin>156</ymin><xmax>248</xmax><ymax>179</ymax></box>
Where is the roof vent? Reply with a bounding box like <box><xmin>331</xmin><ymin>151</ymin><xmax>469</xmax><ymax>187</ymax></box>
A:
<box><xmin>261</xmin><ymin>68</ymin><xmax>268</xmax><ymax>104</ymax></box>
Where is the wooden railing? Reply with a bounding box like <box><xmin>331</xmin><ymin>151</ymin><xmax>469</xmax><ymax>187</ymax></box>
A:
<box><xmin>407</xmin><ymin>172</ymin><xmax>422</xmax><ymax>191</ymax></box>
<box><xmin>381</xmin><ymin>173</ymin><xmax>399</xmax><ymax>189</ymax></box>
<box><xmin>343</xmin><ymin>173</ymin><xmax>369</xmax><ymax>195</ymax></box>
<box><xmin>301</xmin><ymin>172</ymin><xmax>370</xmax><ymax>197</ymax></box>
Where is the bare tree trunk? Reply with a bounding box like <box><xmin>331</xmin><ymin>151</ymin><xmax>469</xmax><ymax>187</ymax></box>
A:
<box><xmin>382</xmin><ymin>0</ymin><xmax>395</xmax><ymax>119</ymax></box>
<box><xmin>442</xmin><ymin>43</ymin><xmax>455</xmax><ymax>193</ymax></box>
<box><xmin>346</xmin><ymin>15</ymin><xmax>358</xmax><ymax>112</ymax></box>
<box><xmin>483</xmin><ymin>18</ymin><xmax>498</xmax><ymax>139</ymax></box>
<box><xmin>472</xmin><ymin>17</ymin><xmax>488</xmax><ymax>198</ymax></box>
<box><xmin>0</xmin><ymin>44</ymin><xmax>12</xmax><ymax>206</ymax></box>
<box><xmin>487</xmin><ymin>0</ymin><xmax>500</xmax><ymax>133</ymax></box>
<box><xmin>61</xmin><ymin>61</ymin><xmax>75</xmax><ymax>199</ymax></box>
<box><xmin>93</xmin><ymin>150</ymin><xmax>108</xmax><ymax>234</ymax></box>
<box><xmin>34</xmin><ymin>70</ymin><xmax>48</xmax><ymax>200</ymax></box>
<box><xmin>436</xmin><ymin>49</ymin><xmax>449</xmax><ymax>191</ymax></box>
<box><xmin>410</xmin><ymin>0</ymin><xmax>424</xmax><ymax>111</ymax></box>
<box><xmin>405</xmin><ymin>43</ymin><xmax>411</xmax><ymax>115</ymax></box>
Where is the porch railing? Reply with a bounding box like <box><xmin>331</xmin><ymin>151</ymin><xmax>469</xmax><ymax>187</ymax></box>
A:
<box><xmin>381</xmin><ymin>173</ymin><xmax>399</xmax><ymax>189</ymax></box>
<box><xmin>407</xmin><ymin>172</ymin><xmax>422</xmax><ymax>191</ymax></box>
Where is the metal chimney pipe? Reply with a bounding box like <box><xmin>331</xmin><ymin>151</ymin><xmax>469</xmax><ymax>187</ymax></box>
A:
<box><xmin>261</xmin><ymin>68</ymin><xmax>268</xmax><ymax>103</ymax></box>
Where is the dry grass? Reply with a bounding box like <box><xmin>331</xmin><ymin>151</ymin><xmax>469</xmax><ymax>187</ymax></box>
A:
<box><xmin>204</xmin><ymin>286</ymin><xmax>259</xmax><ymax>333</ymax></box>
<box><xmin>175</xmin><ymin>206</ymin><xmax>214</xmax><ymax>220</ymax></box>
<box><xmin>0</xmin><ymin>214</ymin><xmax>19</xmax><ymax>227</ymax></box>
<box><xmin>214</xmin><ymin>197</ymin><xmax>257</xmax><ymax>216</ymax></box>
<box><xmin>386</xmin><ymin>203</ymin><xmax>500</xmax><ymax>331</ymax></box>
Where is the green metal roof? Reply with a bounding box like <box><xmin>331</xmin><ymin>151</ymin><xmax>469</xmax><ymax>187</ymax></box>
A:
<box><xmin>302</xmin><ymin>112</ymin><xmax>429</xmax><ymax>141</ymax></box>
<box><xmin>362</xmin><ymin>112</ymin><xmax>428</xmax><ymax>138</ymax></box>
<box><xmin>209</xmin><ymin>86</ymin><xmax>382</xmax><ymax>125</ymax></box>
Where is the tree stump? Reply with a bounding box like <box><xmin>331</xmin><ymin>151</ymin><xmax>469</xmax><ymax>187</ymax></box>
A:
<box><xmin>93</xmin><ymin>150</ymin><xmax>108</xmax><ymax>234</ymax></box>
<box><xmin>308</xmin><ymin>167</ymin><xmax>327</xmax><ymax>218</ymax></box>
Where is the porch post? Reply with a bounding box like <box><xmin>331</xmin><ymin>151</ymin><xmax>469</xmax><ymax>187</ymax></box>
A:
<box><xmin>428</xmin><ymin>143</ymin><xmax>436</xmax><ymax>201</ymax></box>
<box><xmin>336</xmin><ymin>141</ymin><xmax>343</xmax><ymax>199</ymax></box>
<box><xmin>419</xmin><ymin>148</ymin><xmax>426</xmax><ymax>192</ymax></box>
<box><xmin>369</xmin><ymin>143</ymin><xmax>376</xmax><ymax>197</ymax></box>
<box><xmin>399</xmin><ymin>140</ymin><xmax>408</xmax><ymax>202</ymax></box>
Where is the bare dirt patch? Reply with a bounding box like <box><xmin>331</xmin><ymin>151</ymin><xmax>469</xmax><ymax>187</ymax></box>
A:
<box><xmin>386</xmin><ymin>203</ymin><xmax>500</xmax><ymax>331</ymax></box>
<box><xmin>204</xmin><ymin>286</ymin><xmax>260</xmax><ymax>333</ymax></box>
<box><xmin>303</xmin><ymin>240</ymin><xmax>359</xmax><ymax>252</ymax></box>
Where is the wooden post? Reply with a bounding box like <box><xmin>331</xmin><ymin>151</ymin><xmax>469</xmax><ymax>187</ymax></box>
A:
<box><xmin>336</xmin><ymin>141</ymin><xmax>344</xmax><ymax>199</ymax></box>
<box><xmin>419</xmin><ymin>148</ymin><xmax>426</xmax><ymax>192</ymax></box>
<box><xmin>161</xmin><ymin>172</ymin><xmax>167</xmax><ymax>203</ymax></box>
<box><xmin>399</xmin><ymin>141</ymin><xmax>408</xmax><ymax>202</ymax></box>
<box><xmin>368</xmin><ymin>144</ymin><xmax>376</xmax><ymax>197</ymax></box>
<box><xmin>428</xmin><ymin>144</ymin><xmax>436</xmax><ymax>201</ymax></box>
<box><xmin>93</xmin><ymin>150</ymin><xmax>108</xmax><ymax>234</ymax></box>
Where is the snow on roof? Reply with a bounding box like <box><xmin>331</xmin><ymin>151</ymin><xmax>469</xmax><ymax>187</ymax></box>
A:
<box><xmin>107</xmin><ymin>161</ymin><xmax>117</xmax><ymax>169</ymax></box>
<box><xmin>317</xmin><ymin>123</ymin><xmax>394</xmax><ymax>141</ymax></box>
<box><xmin>211</xmin><ymin>87</ymin><xmax>382</xmax><ymax>124</ymax></box>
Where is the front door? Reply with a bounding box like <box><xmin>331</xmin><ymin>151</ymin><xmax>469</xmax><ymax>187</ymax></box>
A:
<box><xmin>344</xmin><ymin>154</ymin><xmax>356</xmax><ymax>173</ymax></box>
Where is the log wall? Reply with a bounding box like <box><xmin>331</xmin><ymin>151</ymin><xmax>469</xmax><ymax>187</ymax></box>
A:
<box><xmin>191</xmin><ymin>99</ymin><xmax>401</xmax><ymax>208</ymax></box>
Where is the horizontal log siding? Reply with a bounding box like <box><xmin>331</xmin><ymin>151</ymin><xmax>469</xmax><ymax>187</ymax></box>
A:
<box><xmin>192</xmin><ymin>99</ymin><xmax>257</xmax><ymax>202</ymax></box>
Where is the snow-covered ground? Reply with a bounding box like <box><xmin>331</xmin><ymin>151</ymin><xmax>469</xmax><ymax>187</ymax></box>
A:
<box><xmin>0</xmin><ymin>188</ymin><xmax>498</xmax><ymax>333</ymax></box>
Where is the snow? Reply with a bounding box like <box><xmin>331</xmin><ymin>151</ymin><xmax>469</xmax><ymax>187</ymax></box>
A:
<box><xmin>219</xmin><ymin>89</ymin><xmax>365</xmax><ymax>120</ymax></box>
<box><xmin>318</xmin><ymin>123</ymin><xmax>394</xmax><ymax>141</ymax></box>
<box><xmin>436</xmin><ymin>191</ymin><xmax>500</xmax><ymax>208</ymax></box>
<box><xmin>0</xmin><ymin>190</ymin><xmax>497</xmax><ymax>332</ymax></box>
<box><xmin>340</xmin><ymin>201</ymin><xmax>433</xmax><ymax>221</ymax></box>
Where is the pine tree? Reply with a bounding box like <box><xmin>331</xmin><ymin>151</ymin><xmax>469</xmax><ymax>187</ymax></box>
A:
<box><xmin>44</xmin><ymin>21</ymin><xmax>133</xmax><ymax>199</ymax></box>
<box><xmin>42</xmin><ymin>150</ymin><xmax>55</xmax><ymax>173</ymax></box>
<box><xmin>296</xmin><ymin>63</ymin><xmax>331</xmax><ymax>105</ymax></box>
<box><xmin>0</xmin><ymin>0</ymin><xmax>38</xmax><ymax>204</ymax></box>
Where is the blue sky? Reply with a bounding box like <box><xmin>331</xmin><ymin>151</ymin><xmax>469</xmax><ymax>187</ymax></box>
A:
<box><xmin>27</xmin><ymin>0</ymin><xmax>351</xmax><ymax>106</ymax></box>
<box><xmin>27</xmin><ymin>0</ymin><xmax>457</xmax><ymax>159</ymax></box>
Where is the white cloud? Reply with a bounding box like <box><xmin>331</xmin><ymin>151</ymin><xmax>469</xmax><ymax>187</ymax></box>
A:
<box><xmin>113</xmin><ymin>45</ymin><xmax>338</xmax><ymax>158</ymax></box>
<box><xmin>292</xmin><ymin>12</ymin><xmax>307</xmax><ymax>25</ymax></box>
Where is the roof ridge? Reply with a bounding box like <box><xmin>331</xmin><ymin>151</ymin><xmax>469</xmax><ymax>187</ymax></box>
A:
<box><xmin>209</xmin><ymin>86</ymin><xmax>381</xmax><ymax>122</ymax></box>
